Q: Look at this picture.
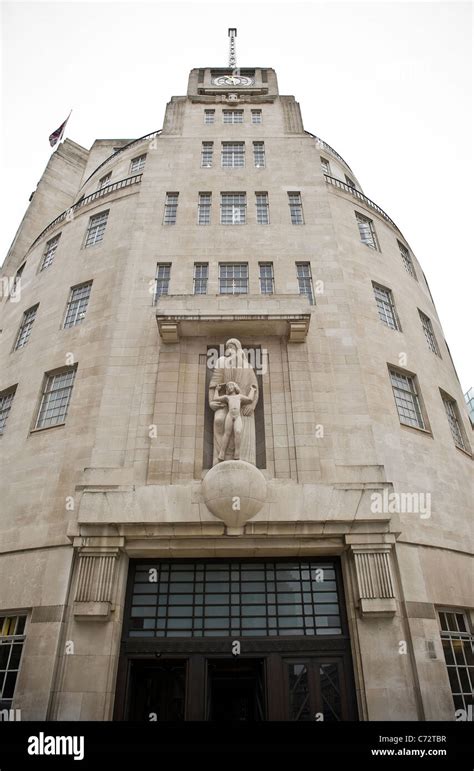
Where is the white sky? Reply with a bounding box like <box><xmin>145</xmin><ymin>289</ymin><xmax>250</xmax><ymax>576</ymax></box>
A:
<box><xmin>1</xmin><ymin>0</ymin><xmax>472</xmax><ymax>391</ymax></box>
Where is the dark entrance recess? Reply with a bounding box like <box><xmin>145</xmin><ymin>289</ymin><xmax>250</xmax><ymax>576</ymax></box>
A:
<box><xmin>115</xmin><ymin>558</ymin><xmax>358</xmax><ymax>721</ymax></box>
<box><xmin>207</xmin><ymin>659</ymin><xmax>265</xmax><ymax>721</ymax></box>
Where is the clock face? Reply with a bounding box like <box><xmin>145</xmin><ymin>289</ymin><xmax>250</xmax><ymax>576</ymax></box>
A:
<box><xmin>212</xmin><ymin>75</ymin><xmax>254</xmax><ymax>87</ymax></box>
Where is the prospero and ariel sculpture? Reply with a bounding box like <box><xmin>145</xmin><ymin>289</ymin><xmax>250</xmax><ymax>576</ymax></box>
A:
<box><xmin>203</xmin><ymin>337</ymin><xmax>267</xmax><ymax>530</ymax></box>
<box><xmin>208</xmin><ymin>338</ymin><xmax>259</xmax><ymax>466</ymax></box>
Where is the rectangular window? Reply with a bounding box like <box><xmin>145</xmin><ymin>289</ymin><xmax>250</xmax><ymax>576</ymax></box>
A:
<box><xmin>193</xmin><ymin>263</ymin><xmax>208</xmax><ymax>295</ymax></box>
<box><xmin>204</xmin><ymin>109</ymin><xmax>215</xmax><ymax>124</ymax></box>
<box><xmin>320</xmin><ymin>157</ymin><xmax>330</xmax><ymax>174</ymax></box>
<box><xmin>259</xmin><ymin>262</ymin><xmax>274</xmax><ymax>294</ymax></box>
<box><xmin>389</xmin><ymin>369</ymin><xmax>425</xmax><ymax>429</ymax></box>
<box><xmin>127</xmin><ymin>560</ymin><xmax>343</xmax><ymax>639</ymax></box>
<box><xmin>14</xmin><ymin>305</ymin><xmax>38</xmax><ymax>350</ymax></box>
<box><xmin>251</xmin><ymin>109</ymin><xmax>262</xmax><ymax>124</ymax></box>
<box><xmin>219</xmin><ymin>263</ymin><xmax>248</xmax><ymax>294</ymax></box>
<box><xmin>98</xmin><ymin>172</ymin><xmax>111</xmax><ymax>190</ymax></box>
<box><xmin>220</xmin><ymin>193</ymin><xmax>246</xmax><ymax>225</ymax></box>
<box><xmin>288</xmin><ymin>192</ymin><xmax>304</xmax><ymax>224</ymax></box>
<box><xmin>40</xmin><ymin>234</ymin><xmax>61</xmax><ymax>271</ymax></box>
<box><xmin>0</xmin><ymin>387</ymin><xmax>16</xmax><ymax>434</ymax></box>
<box><xmin>0</xmin><ymin>614</ymin><xmax>27</xmax><ymax>708</ymax></box>
<box><xmin>296</xmin><ymin>262</ymin><xmax>314</xmax><ymax>304</ymax></box>
<box><xmin>253</xmin><ymin>141</ymin><xmax>265</xmax><ymax>168</ymax></box>
<box><xmin>163</xmin><ymin>193</ymin><xmax>179</xmax><ymax>225</ymax></box>
<box><xmin>223</xmin><ymin>109</ymin><xmax>243</xmax><ymax>124</ymax></box>
<box><xmin>438</xmin><ymin>610</ymin><xmax>473</xmax><ymax>713</ymax></box>
<box><xmin>255</xmin><ymin>192</ymin><xmax>269</xmax><ymax>224</ymax></box>
<box><xmin>201</xmin><ymin>142</ymin><xmax>213</xmax><ymax>167</ymax></box>
<box><xmin>398</xmin><ymin>241</ymin><xmax>417</xmax><ymax>278</ymax></box>
<box><xmin>130</xmin><ymin>154</ymin><xmax>146</xmax><ymax>173</ymax></box>
<box><xmin>419</xmin><ymin>310</ymin><xmax>440</xmax><ymax>355</ymax></box>
<box><xmin>155</xmin><ymin>263</ymin><xmax>171</xmax><ymax>300</ymax></box>
<box><xmin>85</xmin><ymin>210</ymin><xmax>109</xmax><ymax>247</ymax></box>
<box><xmin>372</xmin><ymin>283</ymin><xmax>400</xmax><ymax>330</ymax></box>
<box><xmin>442</xmin><ymin>394</ymin><xmax>468</xmax><ymax>451</ymax></box>
<box><xmin>63</xmin><ymin>282</ymin><xmax>92</xmax><ymax>329</ymax></box>
<box><xmin>355</xmin><ymin>212</ymin><xmax>378</xmax><ymax>249</ymax></box>
<box><xmin>221</xmin><ymin>142</ymin><xmax>245</xmax><ymax>168</ymax></box>
<box><xmin>345</xmin><ymin>175</ymin><xmax>356</xmax><ymax>188</ymax></box>
<box><xmin>198</xmin><ymin>193</ymin><xmax>211</xmax><ymax>225</ymax></box>
<box><xmin>35</xmin><ymin>367</ymin><xmax>76</xmax><ymax>429</ymax></box>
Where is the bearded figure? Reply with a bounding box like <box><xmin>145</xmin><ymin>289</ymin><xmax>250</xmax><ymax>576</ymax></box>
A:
<box><xmin>208</xmin><ymin>338</ymin><xmax>259</xmax><ymax>466</ymax></box>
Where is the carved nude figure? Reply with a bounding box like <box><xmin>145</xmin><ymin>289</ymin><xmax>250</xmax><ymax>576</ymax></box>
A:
<box><xmin>213</xmin><ymin>382</ymin><xmax>257</xmax><ymax>461</ymax></box>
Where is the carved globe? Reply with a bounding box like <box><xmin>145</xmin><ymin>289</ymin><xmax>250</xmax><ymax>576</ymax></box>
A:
<box><xmin>202</xmin><ymin>460</ymin><xmax>267</xmax><ymax>529</ymax></box>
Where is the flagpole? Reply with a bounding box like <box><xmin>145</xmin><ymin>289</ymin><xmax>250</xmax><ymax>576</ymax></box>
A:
<box><xmin>59</xmin><ymin>110</ymin><xmax>72</xmax><ymax>144</ymax></box>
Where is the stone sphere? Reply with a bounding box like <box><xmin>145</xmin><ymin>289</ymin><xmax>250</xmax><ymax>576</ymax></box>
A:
<box><xmin>202</xmin><ymin>460</ymin><xmax>267</xmax><ymax>529</ymax></box>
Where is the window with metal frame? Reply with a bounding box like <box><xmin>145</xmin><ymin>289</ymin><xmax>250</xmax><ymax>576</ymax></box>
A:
<box><xmin>163</xmin><ymin>193</ymin><xmax>179</xmax><ymax>225</ymax></box>
<box><xmin>40</xmin><ymin>234</ymin><xmax>61</xmax><ymax>271</ymax></box>
<box><xmin>98</xmin><ymin>172</ymin><xmax>112</xmax><ymax>190</ymax></box>
<box><xmin>127</xmin><ymin>560</ymin><xmax>343</xmax><ymax>638</ymax></box>
<box><xmin>398</xmin><ymin>241</ymin><xmax>417</xmax><ymax>278</ymax></box>
<box><xmin>85</xmin><ymin>210</ymin><xmax>109</xmax><ymax>247</ymax></box>
<box><xmin>253</xmin><ymin>142</ymin><xmax>265</xmax><ymax>168</ymax></box>
<box><xmin>130</xmin><ymin>154</ymin><xmax>146</xmax><ymax>173</ymax></box>
<box><xmin>220</xmin><ymin>193</ymin><xmax>246</xmax><ymax>224</ymax></box>
<box><xmin>320</xmin><ymin>157</ymin><xmax>330</xmax><ymax>174</ymax></box>
<box><xmin>255</xmin><ymin>192</ymin><xmax>269</xmax><ymax>224</ymax></box>
<box><xmin>193</xmin><ymin>263</ymin><xmax>208</xmax><ymax>295</ymax></box>
<box><xmin>35</xmin><ymin>367</ymin><xmax>76</xmax><ymax>429</ymax></box>
<box><xmin>204</xmin><ymin>109</ymin><xmax>215</xmax><ymax>124</ymax></box>
<box><xmin>155</xmin><ymin>263</ymin><xmax>171</xmax><ymax>300</ymax></box>
<box><xmin>259</xmin><ymin>262</ymin><xmax>274</xmax><ymax>294</ymax></box>
<box><xmin>14</xmin><ymin>305</ymin><xmax>38</xmax><ymax>350</ymax></box>
<box><xmin>442</xmin><ymin>394</ymin><xmax>468</xmax><ymax>451</ymax></box>
<box><xmin>219</xmin><ymin>263</ymin><xmax>248</xmax><ymax>294</ymax></box>
<box><xmin>288</xmin><ymin>192</ymin><xmax>304</xmax><ymax>225</ymax></box>
<box><xmin>389</xmin><ymin>369</ymin><xmax>425</xmax><ymax>429</ymax></box>
<box><xmin>251</xmin><ymin>110</ymin><xmax>262</xmax><ymax>124</ymax></box>
<box><xmin>0</xmin><ymin>387</ymin><xmax>16</xmax><ymax>434</ymax></box>
<box><xmin>372</xmin><ymin>283</ymin><xmax>400</xmax><ymax>330</ymax></box>
<box><xmin>63</xmin><ymin>282</ymin><xmax>92</xmax><ymax>329</ymax></box>
<box><xmin>201</xmin><ymin>142</ymin><xmax>213</xmax><ymax>168</ymax></box>
<box><xmin>438</xmin><ymin>610</ymin><xmax>473</xmax><ymax>714</ymax></box>
<box><xmin>355</xmin><ymin>212</ymin><xmax>378</xmax><ymax>249</ymax></box>
<box><xmin>198</xmin><ymin>193</ymin><xmax>211</xmax><ymax>225</ymax></box>
<box><xmin>223</xmin><ymin>109</ymin><xmax>243</xmax><ymax>124</ymax></box>
<box><xmin>419</xmin><ymin>310</ymin><xmax>440</xmax><ymax>355</ymax></box>
<box><xmin>221</xmin><ymin>142</ymin><xmax>245</xmax><ymax>168</ymax></box>
<box><xmin>0</xmin><ymin>615</ymin><xmax>27</xmax><ymax>709</ymax></box>
<box><xmin>296</xmin><ymin>262</ymin><xmax>314</xmax><ymax>304</ymax></box>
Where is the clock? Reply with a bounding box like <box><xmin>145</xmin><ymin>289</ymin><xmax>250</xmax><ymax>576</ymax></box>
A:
<box><xmin>212</xmin><ymin>75</ymin><xmax>254</xmax><ymax>87</ymax></box>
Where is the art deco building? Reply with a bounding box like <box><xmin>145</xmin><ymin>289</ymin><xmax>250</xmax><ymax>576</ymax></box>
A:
<box><xmin>0</xmin><ymin>44</ymin><xmax>472</xmax><ymax>722</ymax></box>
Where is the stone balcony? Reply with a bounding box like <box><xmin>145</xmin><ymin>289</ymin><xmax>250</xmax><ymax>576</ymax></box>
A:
<box><xmin>155</xmin><ymin>293</ymin><xmax>313</xmax><ymax>342</ymax></box>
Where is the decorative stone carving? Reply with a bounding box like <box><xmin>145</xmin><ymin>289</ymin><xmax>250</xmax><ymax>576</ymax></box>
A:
<box><xmin>208</xmin><ymin>338</ymin><xmax>259</xmax><ymax>466</ymax></box>
<box><xmin>350</xmin><ymin>545</ymin><xmax>397</xmax><ymax>617</ymax></box>
<box><xmin>73</xmin><ymin>546</ymin><xmax>121</xmax><ymax>620</ymax></box>
<box><xmin>202</xmin><ymin>459</ymin><xmax>267</xmax><ymax>531</ymax></box>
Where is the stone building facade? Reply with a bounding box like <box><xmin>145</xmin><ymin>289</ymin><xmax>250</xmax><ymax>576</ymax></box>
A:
<box><xmin>0</xmin><ymin>64</ymin><xmax>472</xmax><ymax>722</ymax></box>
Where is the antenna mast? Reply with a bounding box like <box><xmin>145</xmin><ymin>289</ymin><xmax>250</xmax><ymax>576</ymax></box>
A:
<box><xmin>228</xmin><ymin>28</ymin><xmax>237</xmax><ymax>69</ymax></box>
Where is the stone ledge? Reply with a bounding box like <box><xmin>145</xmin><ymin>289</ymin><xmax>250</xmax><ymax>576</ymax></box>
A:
<box><xmin>73</xmin><ymin>601</ymin><xmax>112</xmax><ymax>621</ymax></box>
<box><xmin>359</xmin><ymin>598</ymin><xmax>397</xmax><ymax>617</ymax></box>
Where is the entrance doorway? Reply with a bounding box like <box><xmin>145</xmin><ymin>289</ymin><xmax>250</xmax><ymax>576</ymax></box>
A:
<box><xmin>115</xmin><ymin>558</ymin><xmax>357</xmax><ymax>721</ymax></box>
<box><xmin>206</xmin><ymin>658</ymin><xmax>265</xmax><ymax>721</ymax></box>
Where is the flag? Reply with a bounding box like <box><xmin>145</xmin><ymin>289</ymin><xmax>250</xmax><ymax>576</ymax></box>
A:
<box><xmin>49</xmin><ymin>111</ymin><xmax>71</xmax><ymax>147</ymax></box>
